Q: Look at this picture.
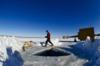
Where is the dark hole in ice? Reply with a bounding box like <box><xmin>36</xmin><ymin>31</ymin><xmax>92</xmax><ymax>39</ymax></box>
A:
<box><xmin>34</xmin><ymin>48</ymin><xmax>70</xmax><ymax>57</ymax></box>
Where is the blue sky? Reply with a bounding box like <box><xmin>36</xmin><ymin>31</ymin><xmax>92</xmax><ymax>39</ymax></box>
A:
<box><xmin>0</xmin><ymin>0</ymin><xmax>100</xmax><ymax>37</ymax></box>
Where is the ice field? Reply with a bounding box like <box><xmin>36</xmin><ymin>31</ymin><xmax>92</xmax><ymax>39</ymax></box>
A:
<box><xmin>0</xmin><ymin>36</ymin><xmax>100</xmax><ymax>66</ymax></box>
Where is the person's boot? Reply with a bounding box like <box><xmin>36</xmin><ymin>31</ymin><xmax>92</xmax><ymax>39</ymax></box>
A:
<box><xmin>50</xmin><ymin>43</ymin><xmax>54</xmax><ymax>46</ymax></box>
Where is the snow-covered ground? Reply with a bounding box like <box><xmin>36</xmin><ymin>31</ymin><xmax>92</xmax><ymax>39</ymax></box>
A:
<box><xmin>0</xmin><ymin>36</ymin><xmax>100</xmax><ymax>66</ymax></box>
<box><xmin>0</xmin><ymin>36</ymin><xmax>24</xmax><ymax>66</ymax></box>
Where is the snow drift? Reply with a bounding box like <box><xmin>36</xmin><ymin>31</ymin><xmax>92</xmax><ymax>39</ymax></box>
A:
<box><xmin>0</xmin><ymin>36</ymin><xmax>24</xmax><ymax>66</ymax></box>
<box><xmin>64</xmin><ymin>39</ymin><xmax>100</xmax><ymax>66</ymax></box>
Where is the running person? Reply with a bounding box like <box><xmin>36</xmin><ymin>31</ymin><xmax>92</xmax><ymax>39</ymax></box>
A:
<box><xmin>44</xmin><ymin>30</ymin><xmax>54</xmax><ymax>47</ymax></box>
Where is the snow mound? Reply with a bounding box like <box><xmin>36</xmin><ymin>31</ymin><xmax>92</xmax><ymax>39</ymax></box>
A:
<box><xmin>34</xmin><ymin>48</ymin><xmax>70</xmax><ymax>57</ymax></box>
<box><xmin>0</xmin><ymin>36</ymin><xmax>24</xmax><ymax>66</ymax></box>
<box><xmin>70</xmin><ymin>39</ymin><xmax>100</xmax><ymax>66</ymax></box>
<box><xmin>2</xmin><ymin>47</ymin><xmax>24</xmax><ymax>66</ymax></box>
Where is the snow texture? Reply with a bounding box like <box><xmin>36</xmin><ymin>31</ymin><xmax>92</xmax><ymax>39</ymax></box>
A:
<box><xmin>0</xmin><ymin>36</ymin><xmax>100</xmax><ymax>66</ymax></box>
<box><xmin>0</xmin><ymin>36</ymin><xmax>24</xmax><ymax>66</ymax></box>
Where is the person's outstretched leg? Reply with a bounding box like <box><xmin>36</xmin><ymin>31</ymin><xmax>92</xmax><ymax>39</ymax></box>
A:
<box><xmin>49</xmin><ymin>40</ymin><xmax>54</xmax><ymax>46</ymax></box>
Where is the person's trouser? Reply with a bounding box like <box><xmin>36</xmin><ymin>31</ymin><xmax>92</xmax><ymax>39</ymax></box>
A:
<box><xmin>44</xmin><ymin>39</ymin><xmax>54</xmax><ymax>47</ymax></box>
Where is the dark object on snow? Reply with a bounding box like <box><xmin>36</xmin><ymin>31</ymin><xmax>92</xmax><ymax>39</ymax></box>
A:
<box><xmin>74</xmin><ymin>38</ymin><xmax>77</xmax><ymax>42</ymax></box>
<box><xmin>22</xmin><ymin>46</ymin><xmax>25</xmax><ymax>52</ymax></box>
<box><xmin>78</xmin><ymin>27</ymin><xmax>95</xmax><ymax>41</ymax></box>
<box><xmin>66</xmin><ymin>27</ymin><xmax>95</xmax><ymax>42</ymax></box>
<box><xmin>40</xmin><ymin>42</ymin><xmax>45</xmax><ymax>47</ymax></box>
<box><xmin>34</xmin><ymin>48</ymin><xmax>70</xmax><ymax>57</ymax></box>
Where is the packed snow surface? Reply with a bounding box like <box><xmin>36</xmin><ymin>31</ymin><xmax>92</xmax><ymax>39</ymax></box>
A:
<box><xmin>0</xmin><ymin>36</ymin><xmax>100</xmax><ymax>66</ymax></box>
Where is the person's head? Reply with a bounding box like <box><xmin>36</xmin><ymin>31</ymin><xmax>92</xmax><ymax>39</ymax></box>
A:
<box><xmin>46</xmin><ymin>30</ymin><xmax>49</xmax><ymax>33</ymax></box>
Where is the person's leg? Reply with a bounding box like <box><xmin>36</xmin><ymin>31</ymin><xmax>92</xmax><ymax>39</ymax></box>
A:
<box><xmin>44</xmin><ymin>40</ymin><xmax>48</xmax><ymax>47</ymax></box>
<box><xmin>49</xmin><ymin>40</ymin><xmax>54</xmax><ymax>46</ymax></box>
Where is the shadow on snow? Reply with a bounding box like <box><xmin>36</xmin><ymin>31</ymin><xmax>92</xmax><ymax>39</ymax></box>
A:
<box><xmin>59</xmin><ymin>40</ymin><xmax>100</xmax><ymax>66</ymax></box>
<box><xmin>0</xmin><ymin>47</ymin><xmax>24</xmax><ymax>66</ymax></box>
